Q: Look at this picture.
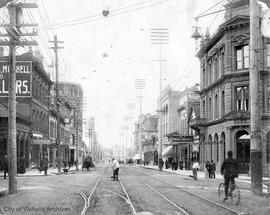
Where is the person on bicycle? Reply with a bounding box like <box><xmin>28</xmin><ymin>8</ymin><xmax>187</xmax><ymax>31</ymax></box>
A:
<box><xmin>220</xmin><ymin>151</ymin><xmax>239</xmax><ymax>201</ymax></box>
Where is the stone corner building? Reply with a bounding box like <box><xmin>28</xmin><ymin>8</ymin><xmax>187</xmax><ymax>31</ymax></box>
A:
<box><xmin>190</xmin><ymin>0</ymin><xmax>270</xmax><ymax>175</ymax></box>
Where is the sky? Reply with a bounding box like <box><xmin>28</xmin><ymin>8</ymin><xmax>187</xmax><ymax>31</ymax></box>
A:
<box><xmin>0</xmin><ymin>0</ymin><xmax>227</xmax><ymax>148</ymax></box>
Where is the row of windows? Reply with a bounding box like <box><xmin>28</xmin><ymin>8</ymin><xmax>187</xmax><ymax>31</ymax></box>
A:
<box><xmin>32</xmin><ymin>80</ymin><xmax>49</xmax><ymax>105</ymax></box>
<box><xmin>202</xmin><ymin>48</ymin><xmax>225</xmax><ymax>88</ymax></box>
<box><xmin>32</xmin><ymin>111</ymin><xmax>49</xmax><ymax>136</ymax></box>
<box><xmin>202</xmin><ymin>86</ymin><xmax>249</xmax><ymax>121</ymax></box>
<box><xmin>202</xmin><ymin>44</ymin><xmax>270</xmax><ymax>89</ymax></box>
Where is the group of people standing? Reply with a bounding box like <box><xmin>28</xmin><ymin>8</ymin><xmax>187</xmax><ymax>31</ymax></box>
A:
<box><xmin>205</xmin><ymin>160</ymin><xmax>216</xmax><ymax>178</ymax></box>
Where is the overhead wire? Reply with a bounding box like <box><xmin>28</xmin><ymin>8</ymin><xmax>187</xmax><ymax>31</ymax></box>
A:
<box><xmin>38</xmin><ymin>0</ymin><xmax>171</xmax><ymax>30</ymax></box>
<box><xmin>39</xmin><ymin>0</ymin><xmax>71</xmax><ymax>81</ymax></box>
<box><xmin>25</xmin><ymin>8</ymin><xmax>54</xmax><ymax>74</ymax></box>
<box><xmin>173</xmin><ymin>0</ymin><xmax>226</xmax><ymax>89</ymax></box>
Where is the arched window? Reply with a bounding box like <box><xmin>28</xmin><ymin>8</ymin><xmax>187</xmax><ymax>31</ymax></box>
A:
<box><xmin>214</xmin><ymin>134</ymin><xmax>219</xmax><ymax>162</ymax></box>
<box><xmin>208</xmin><ymin>134</ymin><xmax>212</xmax><ymax>161</ymax></box>
<box><xmin>221</xmin><ymin>132</ymin><xmax>226</xmax><ymax>161</ymax></box>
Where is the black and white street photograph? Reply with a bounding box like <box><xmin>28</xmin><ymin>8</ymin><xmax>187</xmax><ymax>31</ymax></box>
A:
<box><xmin>0</xmin><ymin>0</ymin><xmax>270</xmax><ymax>214</ymax></box>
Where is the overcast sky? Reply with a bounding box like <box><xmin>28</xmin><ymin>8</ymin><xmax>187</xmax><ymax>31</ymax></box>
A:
<box><xmin>1</xmin><ymin>0</ymin><xmax>227</xmax><ymax>148</ymax></box>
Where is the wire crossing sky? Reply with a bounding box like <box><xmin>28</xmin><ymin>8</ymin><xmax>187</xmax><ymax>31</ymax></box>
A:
<box><xmin>0</xmin><ymin>0</ymin><xmax>227</xmax><ymax>147</ymax></box>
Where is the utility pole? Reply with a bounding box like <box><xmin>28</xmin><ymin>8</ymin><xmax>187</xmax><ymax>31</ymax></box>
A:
<box><xmin>75</xmin><ymin>108</ymin><xmax>79</xmax><ymax>171</ymax></box>
<box><xmin>0</xmin><ymin>2</ymin><xmax>37</xmax><ymax>194</ymax></box>
<box><xmin>127</xmin><ymin>103</ymin><xmax>135</xmax><ymax>159</ymax></box>
<box><xmin>49</xmin><ymin>35</ymin><xmax>64</xmax><ymax>174</ymax></box>
<box><xmin>151</xmin><ymin>28</ymin><xmax>169</xmax><ymax>170</ymax></box>
<box><xmin>249</xmin><ymin>0</ymin><xmax>262</xmax><ymax>195</ymax></box>
<box><xmin>135</xmin><ymin>79</ymin><xmax>146</xmax><ymax>163</ymax></box>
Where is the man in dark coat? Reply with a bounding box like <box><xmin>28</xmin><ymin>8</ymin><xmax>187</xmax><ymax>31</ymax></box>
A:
<box><xmin>220</xmin><ymin>151</ymin><xmax>239</xmax><ymax>201</ymax></box>
<box><xmin>210</xmin><ymin>160</ymin><xmax>216</xmax><ymax>178</ymax></box>
<box><xmin>43</xmin><ymin>155</ymin><xmax>49</xmax><ymax>175</ymax></box>
<box><xmin>3</xmin><ymin>155</ymin><xmax>8</xmax><ymax>179</ymax></box>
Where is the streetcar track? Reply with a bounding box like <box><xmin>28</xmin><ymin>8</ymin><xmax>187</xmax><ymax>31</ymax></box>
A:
<box><xmin>129</xmin><ymin>166</ymin><xmax>243</xmax><ymax>215</ymax></box>
<box><xmin>120</xmin><ymin>168</ymin><xmax>191</xmax><ymax>215</ymax></box>
<box><xmin>79</xmin><ymin>167</ymin><xmax>106</xmax><ymax>215</ymax></box>
<box><xmin>80</xmin><ymin>166</ymin><xmax>136</xmax><ymax>215</ymax></box>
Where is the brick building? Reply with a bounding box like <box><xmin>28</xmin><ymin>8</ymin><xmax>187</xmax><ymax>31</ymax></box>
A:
<box><xmin>58</xmin><ymin>82</ymin><xmax>84</xmax><ymax>165</ymax></box>
<box><xmin>0</xmin><ymin>51</ymin><xmax>53</xmax><ymax>168</ymax></box>
<box><xmin>190</xmin><ymin>0</ymin><xmax>270</xmax><ymax>175</ymax></box>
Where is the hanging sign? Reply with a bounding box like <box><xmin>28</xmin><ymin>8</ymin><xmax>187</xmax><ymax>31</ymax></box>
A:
<box><xmin>0</xmin><ymin>61</ymin><xmax>32</xmax><ymax>97</ymax></box>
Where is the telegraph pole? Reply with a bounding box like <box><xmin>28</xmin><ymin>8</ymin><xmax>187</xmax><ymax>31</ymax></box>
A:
<box><xmin>249</xmin><ymin>0</ymin><xmax>262</xmax><ymax>195</ymax></box>
<box><xmin>134</xmin><ymin>79</ymin><xmax>146</xmax><ymax>163</ymax></box>
<box><xmin>0</xmin><ymin>2</ymin><xmax>37</xmax><ymax>194</ymax></box>
<box><xmin>7</xmin><ymin>4</ymin><xmax>17</xmax><ymax>195</ymax></box>
<box><xmin>49</xmin><ymin>35</ymin><xmax>63</xmax><ymax>174</ymax></box>
<box><xmin>151</xmin><ymin>28</ymin><xmax>169</xmax><ymax>170</ymax></box>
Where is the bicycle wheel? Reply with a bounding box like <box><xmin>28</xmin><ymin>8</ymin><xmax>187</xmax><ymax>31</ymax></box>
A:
<box><xmin>230</xmin><ymin>185</ymin><xmax>240</xmax><ymax>205</ymax></box>
<box><xmin>218</xmin><ymin>183</ymin><xmax>225</xmax><ymax>200</ymax></box>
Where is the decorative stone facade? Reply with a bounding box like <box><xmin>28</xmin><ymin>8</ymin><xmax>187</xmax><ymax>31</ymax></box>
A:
<box><xmin>191</xmin><ymin>0</ymin><xmax>270</xmax><ymax>175</ymax></box>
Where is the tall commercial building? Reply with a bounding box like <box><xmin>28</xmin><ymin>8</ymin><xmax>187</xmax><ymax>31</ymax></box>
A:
<box><xmin>190</xmin><ymin>0</ymin><xmax>270</xmax><ymax>175</ymax></box>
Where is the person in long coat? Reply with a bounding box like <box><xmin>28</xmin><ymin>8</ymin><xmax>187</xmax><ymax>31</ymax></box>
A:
<box><xmin>205</xmin><ymin>161</ymin><xmax>211</xmax><ymax>178</ymax></box>
<box><xmin>3</xmin><ymin>155</ymin><xmax>8</xmax><ymax>179</ymax></box>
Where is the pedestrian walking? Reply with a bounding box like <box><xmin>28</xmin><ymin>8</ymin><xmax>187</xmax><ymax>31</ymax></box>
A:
<box><xmin>3</xmin><ymin>155</ymin><xmax>8</xmax><ymax>179</ymax></box>
<box><xmin>221</xmin><ymin>151</ymin><xmax>239</xmax><ymax>201</ymax></box>
<box><xmin>205</xmin><ymin>161</ymin><xmax>211</xmax><ymax>178</ymax></box>
<box><xmin>40</xmin><ymin>155</ymin><xmax>48</xmax><ymax>175</ymax></box>
<box><xmin>192</xmin><ymin>161</ymin><xmax>199</xmax><ymax>180</ymax></box>
<box><xmin>165</xmin><ymin>160</ymin><xmax>169</xmax><ymax>169</ymax></box>
<box><xmin>159</xmin><ymin>158</ymin><xmax>164</xmax><ymax>171</ymax></box>
<box><xmin>210</xmin><ymin>160</ymin><xmax>216</xmax><ymax>178</ymax></box>
<box><xmin>112</xmin><ymin>158</ymin><xmax>120</xmax><ymax>181</ymax></box>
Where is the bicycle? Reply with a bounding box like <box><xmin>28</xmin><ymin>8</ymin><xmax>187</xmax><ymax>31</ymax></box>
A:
<box><xmin>218</xmin><ymin>180</ymin><xmax>240</xmax><ymax>205</ymax></box>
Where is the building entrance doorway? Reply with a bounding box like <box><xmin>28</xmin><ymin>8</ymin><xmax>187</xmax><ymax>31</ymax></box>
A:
<box><xmin>236</xmin><ymin>130</ymin><xmax>250</xmax><ymax>174</ymax></box>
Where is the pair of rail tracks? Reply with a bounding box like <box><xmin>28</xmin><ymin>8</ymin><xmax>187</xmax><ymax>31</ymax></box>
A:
<box><xmin>127</xmin><ymin>167</ymin><xmax>245</xmax><ymax>214</ymax></box>
<box><xmin>79</xmin><ymin>165</ymin><xmax>243</xmax><ymax>215</ymax></box>
<box><xmin>78</xmin><ymin>166</ymin><xmax>136</xmax><ymax>215</ymax></box>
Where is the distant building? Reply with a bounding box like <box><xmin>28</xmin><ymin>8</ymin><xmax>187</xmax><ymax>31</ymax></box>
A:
<box><xmin>158</xmin><ymin>85</ymin><xmax>181</xmax><ymax>164</ymax></box>
<box><xmin>175</xmin><ymin>85</ymin><xmax>200</xmax><ymax>169</ymax></box>
<box><xmin>134</xmin><ymin>113</ymin><xmax>158</xmax><ymax>164</ymax></box>
<box><xmin>58</xmin><ymin>82</ymin><xmax>84</xmax><ymax>165</ymax></box>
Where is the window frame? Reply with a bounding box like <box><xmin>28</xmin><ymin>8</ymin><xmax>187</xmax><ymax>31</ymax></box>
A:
<box><xmin>235</xmin><ymin>86</ymin><xmax>249</xmax><ymax>111</ymax></box>
<box><xmin>235</xmin><ymin>44</ymin><xmax>249</xmax><ymax>70</ymax></box>
<box><xmin>267</xmin><ymin>44</ymin><xmax>270</xmax><ymax>68</ymax></box>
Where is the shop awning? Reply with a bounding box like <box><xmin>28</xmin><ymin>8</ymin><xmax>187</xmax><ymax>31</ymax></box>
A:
<box><xmin>162</xmin><ymin>145</ymin><xmax>173</xmax><ymax>158</ymax></box>
<box><xmin>133</xmin><ymin>154</ymin><xmax>141</xmax><ymax>160</ymax></box>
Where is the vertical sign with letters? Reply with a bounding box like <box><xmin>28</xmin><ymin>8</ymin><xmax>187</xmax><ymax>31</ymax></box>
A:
<box><xmin>0</xmin><ymin>61</ymin><xmax>32</xmax><ymax>97</ymax></box>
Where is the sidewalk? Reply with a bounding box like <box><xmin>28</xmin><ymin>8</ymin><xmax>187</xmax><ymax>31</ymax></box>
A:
<box><xmin>0</xmin><ymin>165</ymin><xmax>80</xmax><ymax>177</ymax></box>
<box><xmin>141</xmin><ymin>164</ymin><xmax>269</xmax><ymax>192</ymax></box>
<box><xmin>0</xmin><ymin>165</ymin><xmax>82</xmax><ymax>193</ymax></box>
